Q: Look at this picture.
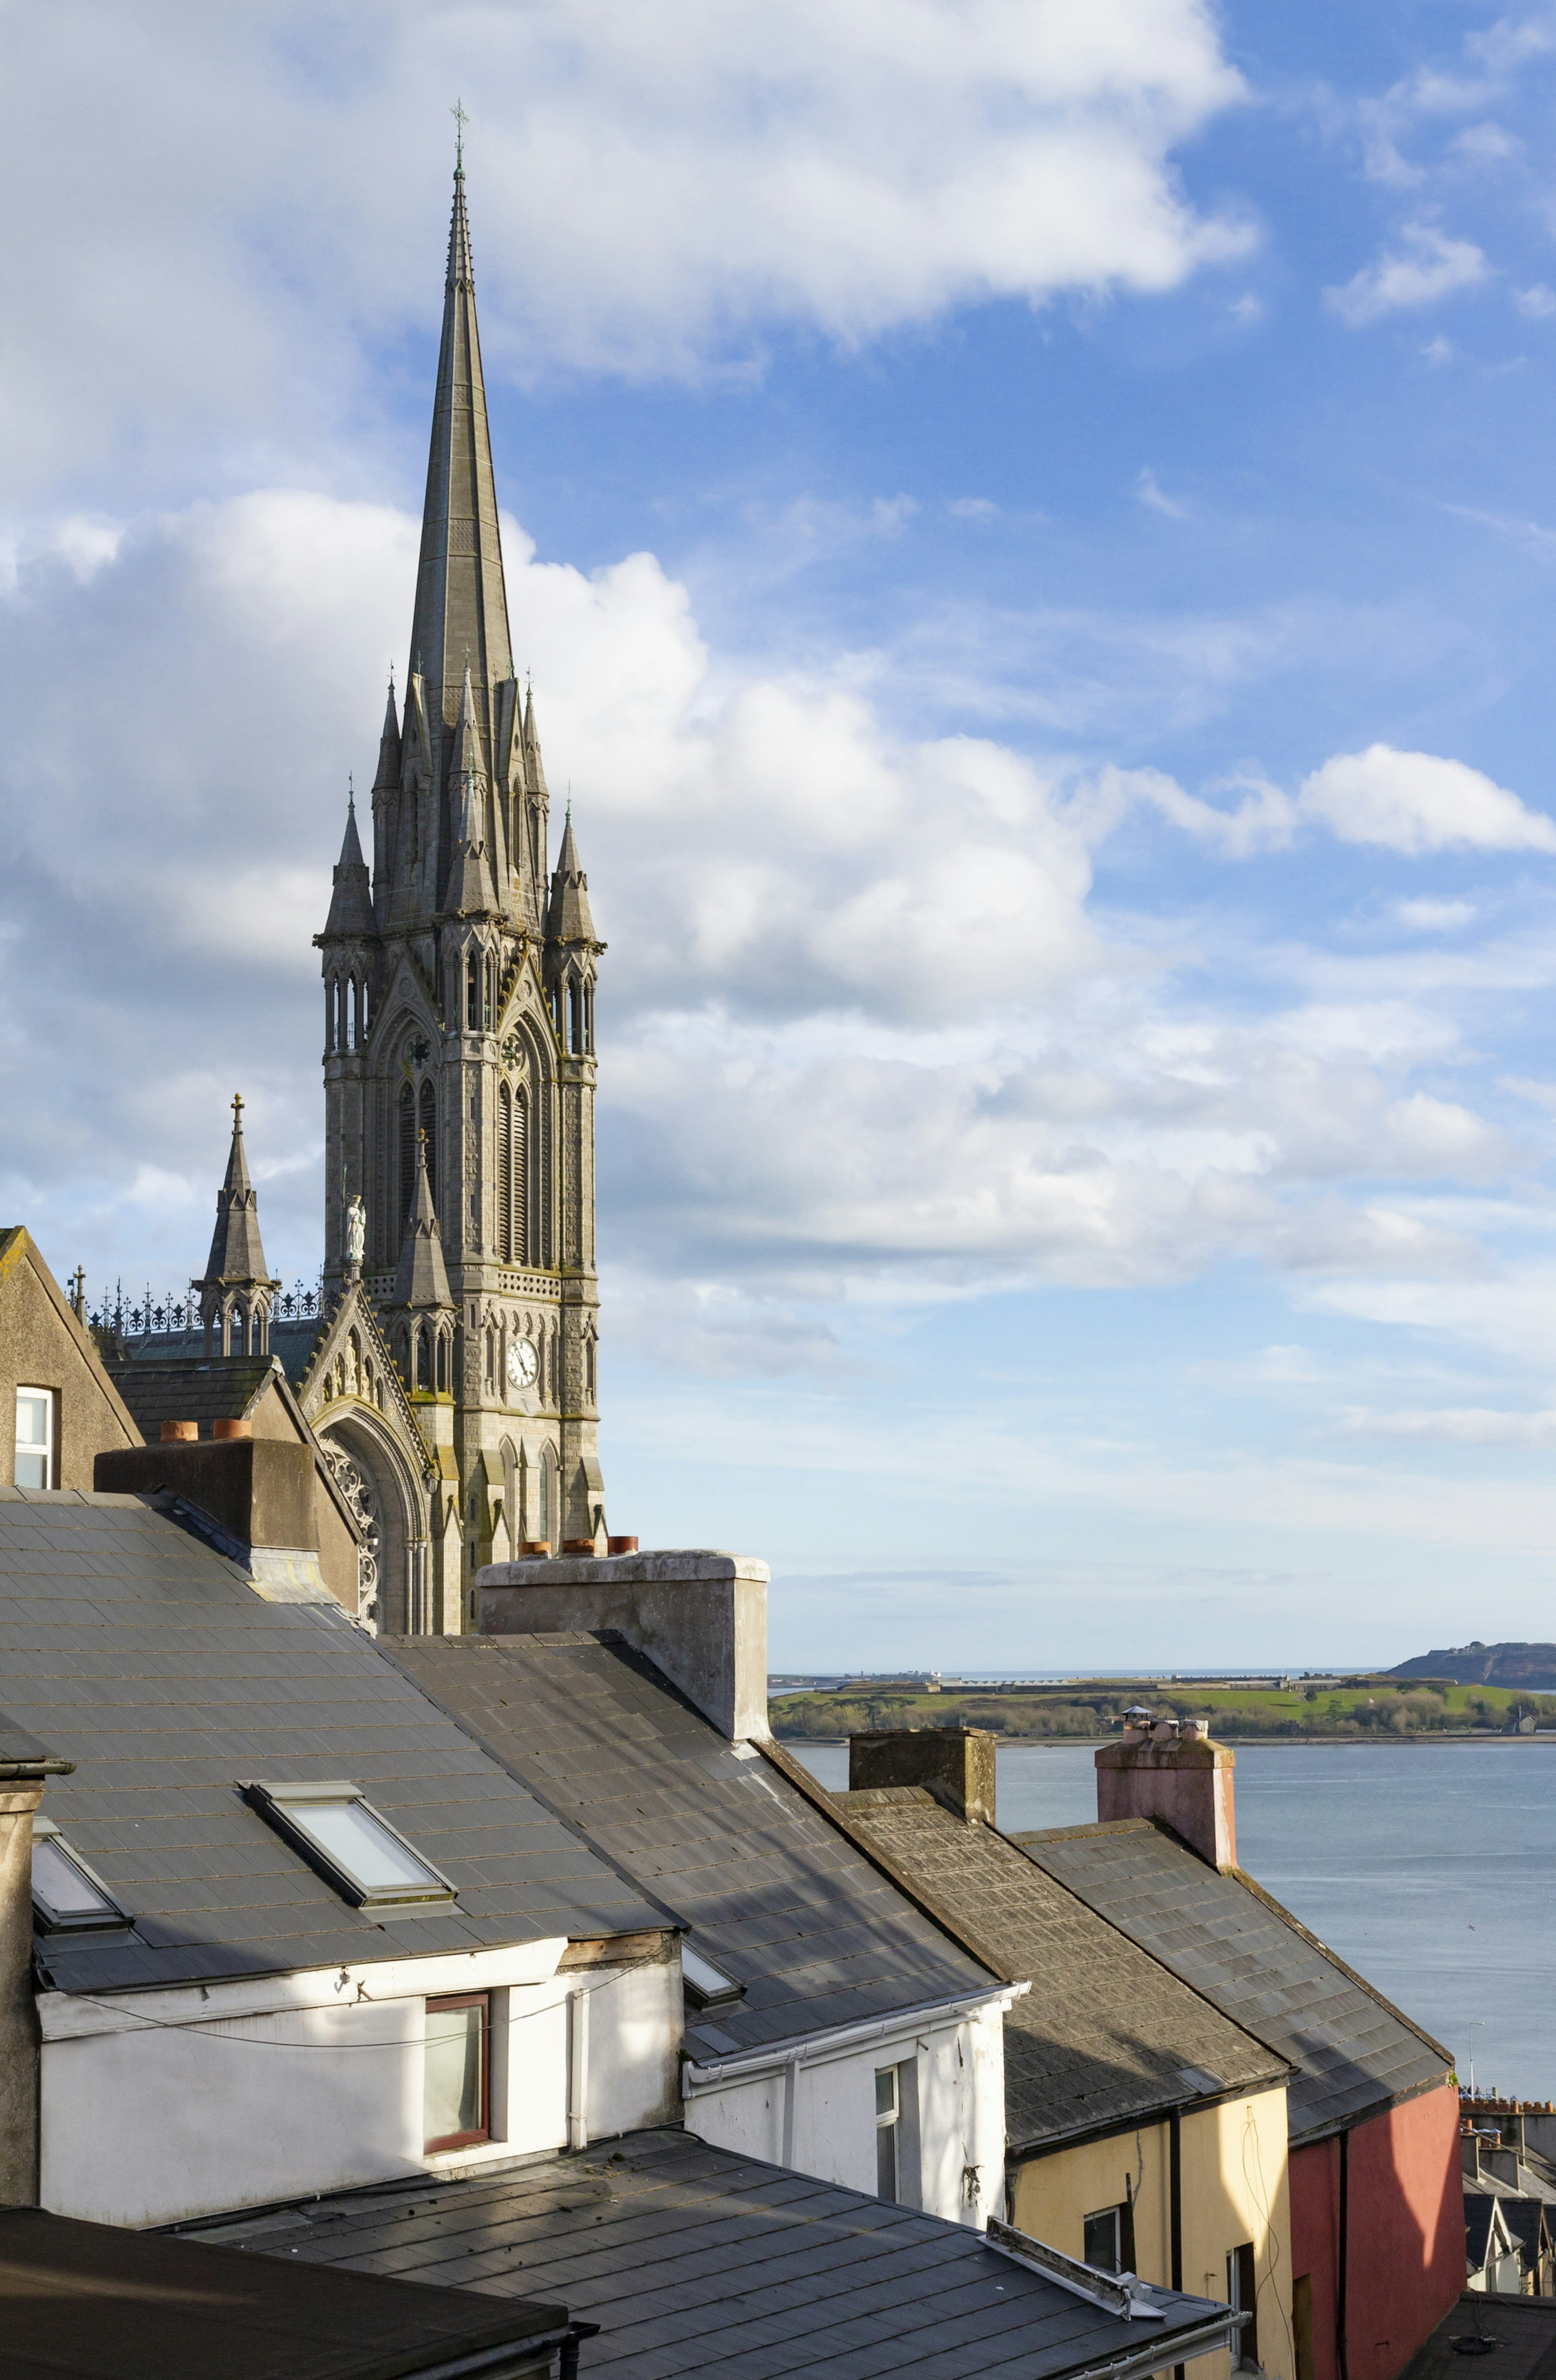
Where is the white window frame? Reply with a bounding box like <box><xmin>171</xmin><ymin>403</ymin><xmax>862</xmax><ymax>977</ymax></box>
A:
<box><xmin>14</xmin><ymin>1387</ymin><xmax>55</xmax><ymax>1491</ymax></box>
<box><xmin>875</xmin><ymin>2064</ymin><xmax>900</xmax><ymax>2201</ymax></box>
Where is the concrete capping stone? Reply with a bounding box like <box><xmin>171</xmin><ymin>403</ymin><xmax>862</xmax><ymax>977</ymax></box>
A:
<box><xmin>482</xmin><ymin>1550</ymin><xmax>769</xmax><ymax>1588</ymax></box>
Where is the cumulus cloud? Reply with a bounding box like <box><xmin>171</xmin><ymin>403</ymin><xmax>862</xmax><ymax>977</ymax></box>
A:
<box><xmin>1299</xmin><ymin>743</ymin><xmax>1556</xmax><ymax>854</ymax></box>
<box><xmin>0</xmin><ymin>487</ymin><xmax>1532</xmax><ymax>1349</ymax></box>
<box><xmin>0</xmin><ymin>0</ymin><xmax>1251</xmax><ymax>504</ymax></box>
<box><xmin>1325</xmin><ymin>223</ymin><xmax>1489</xmax><ymax>326</ymax></box>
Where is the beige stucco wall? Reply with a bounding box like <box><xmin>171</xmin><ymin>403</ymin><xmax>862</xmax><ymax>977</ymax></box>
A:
<box><xmin>0</xmin><ymin>1231</ymin><xmax>141</xmax><ymax>1489</ymax></box>
<box><xmin>1012</xmin><ymin>2085</ymin><xmax>1293</xmax><ymax>2380</ymax></box>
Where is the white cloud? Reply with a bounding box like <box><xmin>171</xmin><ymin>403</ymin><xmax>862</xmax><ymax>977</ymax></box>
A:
<box><xmin>1299</xmin><ymin>743</ymin><xmax>1556</xmax><ymax>854</ymax></box>
<box><xmin>1515</xmin><ymin>283</ymin><xmax>1556</xmax><ymax>318</ymax></box>
<box><xmin>1340</xmin><ymin>1404</ymin><xmax>1556</xmax><ymax>1445</ymax></box>
<box><xmin>1325</xmin><ymin>223</ymin><xmax>1489</xmax><ymax>327</ymax></box>
<box><xmin>1394</xmin><ymin>897</ymin><xmax>1477</xmax><ymax>932</ymax></box>
<box><xmin>0</xmin><ymin>487</ymin><xmax>1534</xmax><ymax>1343</ymax></box>
<box><xmin>1135</xmin><ymin>467</ymin><xmax>1189</xmax><ymax>519</ymax></box>
<box><xmin>0</xmin><ymin>0</ymin><xmax>1252</xmax><ymax>504</ymax></box>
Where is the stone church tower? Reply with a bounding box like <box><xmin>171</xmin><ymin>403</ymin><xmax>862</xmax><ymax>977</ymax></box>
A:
<box><xmin>314</xmin><ymin>159</ymin><xmax>607</xmax><ymax>1625</ymax></box>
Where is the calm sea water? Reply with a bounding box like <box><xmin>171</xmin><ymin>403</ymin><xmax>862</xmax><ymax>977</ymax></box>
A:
<box><xmin>792</xmin><ymin>1739</ymin><xmax>1556</xmax><ymax>2100</ymax></box>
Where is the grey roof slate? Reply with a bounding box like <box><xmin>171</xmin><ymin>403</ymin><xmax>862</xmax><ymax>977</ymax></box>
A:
<box><xmin>107</xmin><ymin>1358</ymin><xmax>280</xmax><ymax>1439</ymax></box>
<box><xmin>377</xmin><ymin>1634</ymin><xmax>997</xmax><ymax>2060</ymax></box>
<box><xmin>1015</xmin><ymin>1820</ymin><xmax>1451</xmax><ymax>2145</ymax></box>
<box><xmin>1399</xmin><ymin>2284</ymin><xmax>1556</xmax><ymax>2380</ymax></box>
<box><xmin>0</xmin><ymin>1491</ymin><xmax>662</xmax><ymax>1993</ymax></box>
<box><xmin>187</xmin><ymin>2126</ymin><xmax>1238</xmax><ymax>2378</ymax></box>
<box><xmin>0</xmin><ymin>2204</ymin><xmax>577</xmax><ymax>2380</ymax></box>
<box><xmin>840</xmin><ymin>1786</ymin><xmax>1288</xmax><ymax>2152</ymax></box>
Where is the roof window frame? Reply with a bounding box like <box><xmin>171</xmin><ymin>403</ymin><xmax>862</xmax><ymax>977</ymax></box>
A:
<box><xmin>239</xmin><ymin>1779</ymin><xmax>457</xmax><ymax>1910</ymax></box>
<box><xmin>32</xmin><ymin>1816</ymin><xmax>133</xmax><ymax>1935</ymax></box>
<box><xmin>680</xmin><ymin>1941</ymin><xmax>745</xmax><ymax>2008</ymax></box>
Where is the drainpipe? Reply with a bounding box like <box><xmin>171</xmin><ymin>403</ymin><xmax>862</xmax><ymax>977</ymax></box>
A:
<box><xmin>566</xmin><ymin>1986</ymin><xmax>589</xmax><ymax>2151</ymax></box>
<box><xmin>0</xmin><ymin>1720</ymin><xmax>73</xmax><ymax>2205</ymax></box>
<box><xmin>1171</xmin><ymin>2106</ymin><xmax>1184</xmax><ymax>2380</ymax></box>
<box><xmin>1336</xmin><ymin>2130</ymin><xmax>1350</xmax><ymax>2380</ymax></box>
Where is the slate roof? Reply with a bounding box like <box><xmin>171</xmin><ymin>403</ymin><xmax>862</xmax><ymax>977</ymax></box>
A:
<box><xmin>1015</xmin><ymin>1820</ymin><xmax>1452</xmax><ymax>2145</ymax></box>
<box><xmin>1400</xmin><ymin>2288</ymin><xmax>1556</xmax><ymax>2380</ymax></box>
<box><xmin>840</xmin><ymin>1786</ymin><xmax>1288</xmax><ymax>2153</ymax></box>
<box><xmin>376</xmin><ymin>1634</ymin><xmax>999</xmax><ymax>2062</ymax></box>
<box><xmin>113</xmin><ymin>1317</ymin><xmax>326</xmax><ymax>1394</ymax></box>
<box><xmin>0</xmin><ymin>2205</ymin><xmax>579</xmax><ymax>2380</ymax></box>
<box><xmin>0</xmin><ymin>1489</ymin><xmax>663</xmax><ymax>1993</ymax></box>
<box><xmin>107</xmin><ymin>1357</ymin><xmax>282</xmax><ymax>1439</ymax></box>
<box><xmin>186</xmin><ymin>2126</ymin><xmax>1240</xmax><ymax>2379</ymax></box>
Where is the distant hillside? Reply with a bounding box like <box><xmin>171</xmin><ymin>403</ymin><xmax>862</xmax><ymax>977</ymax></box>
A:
<box><xmin>1389</xmin><ymin>1641</ymin><xmax>1556</xmax><ymax>1690</ymax></box>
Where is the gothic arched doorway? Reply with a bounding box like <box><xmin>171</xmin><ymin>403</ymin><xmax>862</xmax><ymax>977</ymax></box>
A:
<box><xmin>314</xmin><ymin>1405</ymin><xmax>430</xmax><ymax>1635</ymax></box>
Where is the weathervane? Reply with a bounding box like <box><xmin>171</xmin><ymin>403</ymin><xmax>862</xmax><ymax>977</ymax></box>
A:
<box><xmin>451</xmin><ymin>98</ymin><xmax>468</xmax><ymax>171</ymax></box>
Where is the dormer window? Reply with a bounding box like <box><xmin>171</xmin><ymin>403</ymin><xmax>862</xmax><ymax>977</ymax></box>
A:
<box><xmin>32</xmin><ymin>1818</ymin><xmax>130</xmax><ymax>1934</ymax></box>
<box><xmin>240</xmin><ymin>1780</ymin><xmax>455</xmax><ymax>1910</ymax></box>
<box><xmin>681</xmin><ymin>1943</ymin><xmax>744</xmax><ymax>2008</ymax></box>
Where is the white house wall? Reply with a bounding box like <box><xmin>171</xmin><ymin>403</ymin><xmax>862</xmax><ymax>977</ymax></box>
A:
<box><xmin>38</xmin><ymin>1941</ymin><xmax>678</xmax><ymax>2228</ymax></box>
<box><xmin>684</xmin><ymin>2001</ymin><xmax>1007</xmax><ymax>2228</ymax></box>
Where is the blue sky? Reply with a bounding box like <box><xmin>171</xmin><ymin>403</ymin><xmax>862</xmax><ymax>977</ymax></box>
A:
<box><xmin>6</xmin><ymin>1</ymin><xmax>1556</xmax><ymax>1669</ymax></box>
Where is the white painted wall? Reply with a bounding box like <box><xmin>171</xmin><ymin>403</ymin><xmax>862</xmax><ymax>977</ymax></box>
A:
<box><xmin>39</xmin><ymin>1941</ymin><xmax>680</xmax><ymax>2227</ymax></box>
<box><xmin>683</xmin><ymin>1992</ymin><xmax>1012</xmax><ymax>2227</ymax></box>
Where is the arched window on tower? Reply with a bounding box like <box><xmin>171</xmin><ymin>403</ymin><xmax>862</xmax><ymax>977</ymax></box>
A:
<box><xmin>415</xmin><ymin>1325</ymin><xmax>428</xmax><ymax>1392</ymax></box>
<box><xmin>466</xmin><ymin>951</ymin><xmax>480</xmax><ymax>1031</ymax></box>
<box><xmin>568</xmin><ymin>980</ymin><xmax>582</xmax><ymax>1055</ymax></box>
<box><xmin>515</xmin><ymin>1087</ymin><xmax>528</xmax><ymax>1265</ymax></box>
<box><xmin>498</xmin><ymin>1083</ymin><xmax>513</xmax><ymax>1263</ymax></box>
<box><xmin>344</xmin><ymin>977</ymin><xmax>357</xmax><ymax>1053</ymax></box>
<box><xmin>583</xmin><ymin>985</ymin><xmax>594</xmax><ymax>1054</ymax></box>
<box><xmin>484</xmin><ymin>955</ymin><xmax>495</xmax><ymax>1032</ymax></box>
<box><xmin>324</xmin><ymin>978</ymin><xmax>336</xmax><ymax>1053</ymax></box>
<box><xmin>436</xmin><ymin>1329</ymin><xmax>449</xmax><ymax>1395</ymax></box>
<box><xmin>419</xmin><ymin>1079</ymin><xmax>437</xmax><ymax>1211</ymax></box>
<box><xmin>399</xmin><ymin>1082</ymin><xmax>416</xmax><ymax>1230</ymax></box>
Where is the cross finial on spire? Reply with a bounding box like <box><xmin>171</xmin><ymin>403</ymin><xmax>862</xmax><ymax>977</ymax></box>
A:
<box><xmin>451</xmin><ymin>98</ymin><xmax>468</xmax><ymax>172</ymax></box>
<box><xmin>347</xmin><ymin>772</ymin><xmax>355</xmax><ymax>815</ymax></box>
<box><xmin>232</xmin><ymin>1092</ymin><xmax>244</xmax><ymax>1128</ymax></box>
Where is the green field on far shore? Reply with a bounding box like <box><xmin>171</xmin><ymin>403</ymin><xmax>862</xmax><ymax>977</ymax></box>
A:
<box><xmin>768</xmin><ymin>1676</ymin><xmax>1556</xmax><ymax>1742</ymax></box>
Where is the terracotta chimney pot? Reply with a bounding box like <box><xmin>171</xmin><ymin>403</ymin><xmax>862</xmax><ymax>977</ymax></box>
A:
<box><xmin>160</xmin><ymin>1421</ymin><xmax>198</xmax><ymax>1443</ymax></box>
<box><xmin>520</xmin><ymin>1540</ymin><xmax>552</xmax><ymax>1558</ymax></box>
<box><xmin>212</xmin><ymin>1418</ymin><xmax>252</xmax><ymax>1441</ymax></box>
<box><xmin>607</xmin><ymin>1535</ymin><xmax>639</xmax><ymax>1555</ymax></box>
<box><xmin>561</xmin><ymin>1537</ymin><xmax>597</xmax><ymax>1557</ymax></box>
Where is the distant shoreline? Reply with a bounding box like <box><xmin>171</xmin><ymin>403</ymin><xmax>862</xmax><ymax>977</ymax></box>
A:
<box><xmin>777</xmin><ymin>1731</ymin><xmax>1556</xmax><ymax>1751</ymax></box>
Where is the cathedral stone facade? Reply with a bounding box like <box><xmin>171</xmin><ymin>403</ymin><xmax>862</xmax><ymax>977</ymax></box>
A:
<box><xmin>113</xmin><ymin>165</ymin><xmax>608</xmax><ymax>1636</ymax></box>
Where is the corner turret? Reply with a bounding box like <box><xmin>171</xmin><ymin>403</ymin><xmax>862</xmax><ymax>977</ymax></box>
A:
<box><xmin>192</xmin><ymin>1096</ymin><xmax>281</xmax><ymax>1357</ymax></box>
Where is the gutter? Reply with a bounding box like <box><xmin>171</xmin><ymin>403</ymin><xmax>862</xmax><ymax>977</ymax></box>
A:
<box><xmin>683</xmin><ymin>1980</ymin><xmax>1024</xmax><ymax>2091</ymax></box>
<box><xmin>1039</xmin><ymin>2314</ymin><xmax>1246</xmax><ymax>2380</ymax></box>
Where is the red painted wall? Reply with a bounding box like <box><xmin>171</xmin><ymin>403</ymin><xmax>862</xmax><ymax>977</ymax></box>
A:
<box><xmin>1290</xmin><ymin>2083</ymin><xmax>1463</xmax><ymax>2380</ymax></box>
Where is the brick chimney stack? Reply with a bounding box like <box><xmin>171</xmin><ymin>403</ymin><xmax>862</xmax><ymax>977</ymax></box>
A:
<box><xmin>1095</xmin><ymin>1717</ymin><xmax>1236</xmax><ymax>1870</ymax></box>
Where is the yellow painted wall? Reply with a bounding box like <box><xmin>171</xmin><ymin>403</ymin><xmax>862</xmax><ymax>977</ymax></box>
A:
<box><xmin>1011</xmin><ymin>2085</ymin><xmax>1293</xmax><ymax>2380</ymax></box>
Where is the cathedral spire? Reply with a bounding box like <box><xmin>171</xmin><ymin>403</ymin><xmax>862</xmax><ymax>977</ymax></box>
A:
<box><xmin>408</xmin><ymin>161</ymin><xmax>513</xmax><ymax>743</ymax></box>
<box><xmin>323</xmin><ymin>784</ymin><xmax>373</xmax><ymax>937</ymax></box>
<box><xmin>193</xmin><ymin>1095</ymin><xmax>280</xmax><ymax>1357</ymax></box>
<box><xmin>391</xmin><ymin>1133</ymin><xmax>454</xmax><ymax>1309</ymax></box>
<box><xmin>546</xmin><ymin>809</ymin><xmax>599</xmax><ymax>945</ymax></box>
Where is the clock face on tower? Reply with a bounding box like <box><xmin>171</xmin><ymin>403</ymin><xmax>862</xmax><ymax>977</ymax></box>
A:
<box><xmin>507</xmin><ymin>1338</ymin><xmax>539</xmax><ymax>1390</ymax></box>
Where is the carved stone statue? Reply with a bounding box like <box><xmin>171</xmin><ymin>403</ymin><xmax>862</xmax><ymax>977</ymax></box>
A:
<box><xmin>344</xmin><ymin>1193</ymin><xmax>366</xmax><ymax>1267</ymax></box>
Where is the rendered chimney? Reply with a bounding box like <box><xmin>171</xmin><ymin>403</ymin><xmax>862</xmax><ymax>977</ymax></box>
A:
<box><xmin>478</xmin><ymin>1551</ymin><xmax>771</xmax><ymax>1741</ymax></box>
<box><xmin>92</xmin><ymin>1438</ymin><xmax>333</xmax><ymax>1602</ymax></box>
<box><xmin>0</xmin><ymin>1712</ymin><xmax>73</xmax><ymax>2204</ymax></box>
<box><xmin>848</xmin><ymin>1727</ymin><xmax>996</xmax><ymax>1825</ymax></box>
<box><xmin>1095</xmin><ymin>1724</ymin><xmax>1237</xmax><ymax>1870</ymax></box>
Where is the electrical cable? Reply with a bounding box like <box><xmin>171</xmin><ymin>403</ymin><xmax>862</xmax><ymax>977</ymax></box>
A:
<box><xmin>50</xmin><ymin>1965</ymin><xmax>639</xmax><ymax>2052</ymax></box>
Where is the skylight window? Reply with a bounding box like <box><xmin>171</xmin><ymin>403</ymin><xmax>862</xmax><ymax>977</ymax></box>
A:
<box><xmin>32</xmin><ymin>1818</ymin><xmax>130</xmax><ymax>1933</ymax></box>
<box><xmin>681</xmin><ymin>1943</ymin><xmax>744</xmax><ymax>2008</ymax></box>
<box><xmin>240</xmin><ymin>1781</ymin><xmax>455</xmax><ymax>1910</ymax></box>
